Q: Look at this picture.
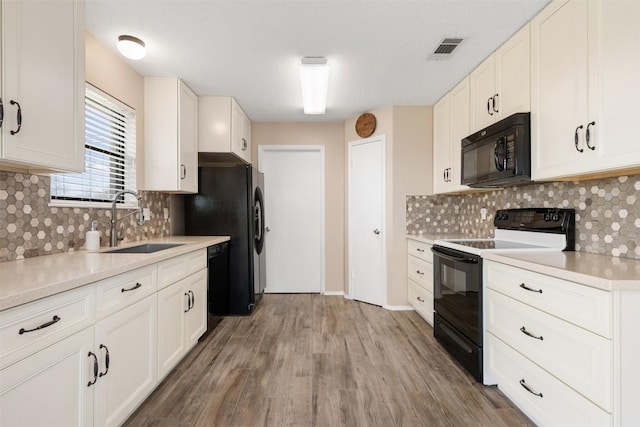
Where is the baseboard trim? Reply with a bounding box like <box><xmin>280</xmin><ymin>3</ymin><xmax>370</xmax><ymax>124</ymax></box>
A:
<box><xmin>383</xmin><ymin>305</ymin><xmax>414</xmax><ymax>311</ymax></box>
<box><xmin>321</xmin><ymin>291</ymin><xmax>344</xmax><ymax>296</ymax></box>
<box><xmin>343</xmin><ymin>294</ymin><xmax>353</xmax><ymax>300</ymax></box>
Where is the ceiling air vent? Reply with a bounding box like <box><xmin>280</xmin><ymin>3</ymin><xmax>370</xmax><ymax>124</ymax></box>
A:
<box><xmin>428</xmin><ymin>38</ymin><xmax>464</xmax><ymax>60</ymax></box>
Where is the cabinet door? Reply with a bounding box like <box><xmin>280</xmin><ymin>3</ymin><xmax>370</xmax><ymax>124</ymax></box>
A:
<box><xmin>178</xmin><ymin>81</ymin><xmax>198</xmax><ymax>193</ymax></box>
<box><xmin>449</xmin><ymin>77</ymin><xmax>471</xmax><ymax>191</ymax></box>
<box><xmin>94</xmin><ymin>295</ymin><xmax>157</xmax><ymax>427</ymax></box>
<box><xmin>495</xmin><ymin>23</ymin><xmax>531</xmax><ymax>121</ymax></box>
<box><xmin>230</xmin><ymin>99</ymin><xmax>248</xmax><ymax>161</ymax></box>
<box><xmin>0</xmin><ymin>327</ymin><xmax>94</xmax><ymax>427</ymax></box>
<box><xmin>239</xmin><ymin>109</ymin><xmax>252</xmax><ymax>163</ymax></box>
<box><xmin>531</xmin><ymin>0</ymin><xmax>590</xmax><ymax>180</ymax></box>
<box><xmin>2</xmin><ymin>0</ymin><xmax>84</xmax><ymax>172</ymax></box>
<box><xmin>469</xmin><ymin>55</ymin><xmax>496</xmax><ymax>133</ymax></box>
<box><xmin>185</xmin><ymin>269</ymin><xmax>207</xmax><ymax>347</ymax></box>
<box><xmin>432</xmin><ymin>94</ymin><xmax>451</xmax><ymax>194</ymax></box>
<box><xmin>157</xmin><ymin>279</ymin><xmax>188</xmax><ymax>379</ymax></box>
<box><xmin>588</xmin><ymin>0</ymin><xmax>640</xmax><ymax>172</ymax></box>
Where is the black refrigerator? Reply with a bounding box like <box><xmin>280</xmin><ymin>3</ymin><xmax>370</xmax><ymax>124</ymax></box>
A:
<box><xmin>184</xmin><ymin>165</ymin><xmax>266</xmax><ymax>315</ymax></box>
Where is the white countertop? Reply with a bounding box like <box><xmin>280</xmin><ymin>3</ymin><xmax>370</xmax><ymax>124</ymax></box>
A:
<box><xmin>484</xmin><ymin>251</ymin><xmax>640</xmax><ymax>292</ymax></box>
<box><xmin>0</xmin><ymin>236</ymin><xmax>230</xmax><ymax>311</ymax></box>
<box><xmin>406</xmin><ymin>233</ymin><xmax>470</xmax><ymax>245</ymax></box>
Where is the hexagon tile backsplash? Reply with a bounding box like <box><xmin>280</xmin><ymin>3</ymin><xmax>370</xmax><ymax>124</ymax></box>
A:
<box><xmin>0</xmin><ymin>171</ymin><xmax>171</xmax><ymax>263</ymax></box>
<box><xmin>407</xmin><ymin>174</ymin><xmax>640</xmax><ymax>260</ymax></box>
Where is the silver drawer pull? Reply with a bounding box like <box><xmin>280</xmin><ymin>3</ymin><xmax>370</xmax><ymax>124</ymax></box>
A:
<box><xmin>416</xmin><ymin>248</ymin><xmax>425</xmax><ymax>252</ymax></box>
<box><xmin>416</xmin><ymin>296</ymin><xmax>425</xmax><ymax>302</ymax></box>
<box><xmin>520</xmin><ymin>326</ymin><xmax>544</xmax><ymax>341</ymax></box>
<box><xmin>416</xmin><ymin>270</ymin><xmax>424</xmax><ymax>275</ymax></box>
<box><xmin>19</xmin><ymin>315</ymin><xmax>61</xmax><ymax>334</ymax></box>
<box><xmin>520</xmin><ymin>379</ymin><xmax>543</xmax><ymax>398</ymax></box>
<box><xmin>520</xmin><ymin>283</ymin><xmax>543</xmax><ymax>294</ymax></box>
<box><xmin>121</xmin><ymin>282</ymin><xmax>142</xmax><ymax>293</ymax></box>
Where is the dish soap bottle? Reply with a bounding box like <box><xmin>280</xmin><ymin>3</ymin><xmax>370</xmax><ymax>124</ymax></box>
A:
<box><xmin>86</xmin><ymin>220</ymin><xmax>100</xmax><ymax>252</ymax></box>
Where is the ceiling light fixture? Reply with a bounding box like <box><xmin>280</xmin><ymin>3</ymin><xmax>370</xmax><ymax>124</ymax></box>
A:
<box><xmin>117</xmin><ymin>35</ymin><xmax>146</xmax><ymax>60</ymax></box>
<box><xmin>298</xmin><ymin>57</ymin><xmax>329</xmax><ymax>115</ymax></box>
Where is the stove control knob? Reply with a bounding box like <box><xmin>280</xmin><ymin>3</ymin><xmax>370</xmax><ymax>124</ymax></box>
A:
<box><xmin>552</xmin><ymin>213</ymin><xmax>560</xmax><ymax>222</ymax></box>
<box><xmin>544</xmin><ymin>213</ymin><xmax>551</xmax><ymax>222</ymax></box>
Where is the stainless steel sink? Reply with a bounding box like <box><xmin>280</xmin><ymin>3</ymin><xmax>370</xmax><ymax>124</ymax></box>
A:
<box><xmin>103</xmin><ymin>243</ymin><xmax>184</xmax><ymax>254</ymax></box>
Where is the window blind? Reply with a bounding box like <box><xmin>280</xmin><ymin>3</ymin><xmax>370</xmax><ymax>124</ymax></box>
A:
<box><xmin>51</xmin><ymin>85</ymin><xmax>137</xmax><ymax>206</ymax></box>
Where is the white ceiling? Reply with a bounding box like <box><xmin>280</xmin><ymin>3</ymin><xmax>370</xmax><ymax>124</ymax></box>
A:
<box><xmin>86</xmin><ymin>0</ymin><xmax>550</xmax><ymax>122</ymax></box>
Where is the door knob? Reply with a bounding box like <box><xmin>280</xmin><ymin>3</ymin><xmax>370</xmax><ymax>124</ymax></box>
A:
<box><xmin>373</xmin><ymin>229</ymin><xmax>380</xmax><ymax>235</ymax></box>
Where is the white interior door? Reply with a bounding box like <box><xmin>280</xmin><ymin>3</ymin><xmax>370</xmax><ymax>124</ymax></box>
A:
<box><xmin>349</xmin><ymin>137</ymin><xmax>385</xmax><ymax>306</ymax></box>
<box><xmin>259</xmin><ymin>146</ymin><xmax>324</xmax><ymax>293</ymax></box>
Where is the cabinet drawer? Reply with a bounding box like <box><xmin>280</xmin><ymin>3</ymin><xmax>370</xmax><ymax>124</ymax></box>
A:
<box><xmin>157</xmin><ymin>249</ymin><xmax>207</xmax><ymax>290</ymax></box>
<box><xmin>487</xmin><ymin>289</ymin><xmax>612</xmax><ymax>411</ymax></box>
<box><xmin>485</xmin><ymin>260</ymin><xmax>612</xmax><ymax>338</ymax></box>
<box><xmin>487</xmin><ymin>334</ymin><xmax>612</xmax><ymax>427</ymax></box>
<box><xmin>95</xmin><ymin>265</ymin><xmax>157</xmax><ymax>319</ymax></box>
<box><xmin>407</xmin><ymin>239</ymin><xmax>432</xmax><ymax>262</ymax></box>
<box><xmin>0</xmin><ymin>286</ymin><xmax>95</xmax><ymax>369</ymax></box>
<box><xmin>408</xmin><ymin>280</ymin><xmax>433</xmax><ymax>326</ymax></box>
<box><xmin>408</xmin><ymin>255</ymin><xmax>433</xmax><ymax>292</ymax></box>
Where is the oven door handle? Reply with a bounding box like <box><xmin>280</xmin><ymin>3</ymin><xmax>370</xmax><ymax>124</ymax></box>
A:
<box><xmin>431</xmin><ymin>246</ymin><xmax>479</xmax><ymax>264</ymax></box>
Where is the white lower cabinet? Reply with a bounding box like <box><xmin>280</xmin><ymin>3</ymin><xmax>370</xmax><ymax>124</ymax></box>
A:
<box><xmin>407</xmin><ymin>239</ymin><xmax>434</xmax><ymax>325</ymax></box>
<box><xmin>158</xmin><ymin>268</ymin><xmax>207</xmax><ymax>379</ymax></box>
<box><xmin>487</xmin><ymin>334</ymin><xmax>611</xmax><ymax>427</ymax></box>
<box><xmin>0</xmin><ymin>327</ymin><xmax>95</xmax><ymax>427</ymax></box>
<box><xmin>94</xmin><ymin>295</ymin><xmax>157</xmax><ymax>427</ymax></box>
<box><xmin>0</xmin><ymin>248</ymin><xmax>209</xmax><ymax>427</ymax></box>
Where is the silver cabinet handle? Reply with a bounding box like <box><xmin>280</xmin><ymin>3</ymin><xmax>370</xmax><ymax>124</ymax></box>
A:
<box><xmin>416</xmin><ymin>270</ymin><xmax>424</xmax><ymax>276</ymax></box>
<box><xmin>416</xmin><ymin>248</ymin><xmax>425</xmax><ymax>253</ymax></box>
<box><xmin>574</xmin><ymin>125</ymin><xmax>584</xmax><ymax>153</ymax></box>
<box><xmin>520</xmin><ymin>326</ymin><xmax>544</xmax><ymax>341</ymax></box>
<box><xmin>520</xmin><ymin>379</ymin><xmax>543</xmax><ymax>398</ymax></box>
<box><xmin>416</xmin><ymin>296</ymin><xmax>425</xmax><ymax>302</ymax></box>
<box><xmin>373</xmin><ymin>229</ymin><xmax>380</xmax><ymax>235</ymax></box>
<box><xmin>265</xmin><ymin>226</ymin><xmax>271</xmax><ymax>232</ymax></box>
<box><xmin>241</xmin><ymin>138</ymin><xmax>247</xmax><ymax>151</ymax></box>
<box><xmin>520</xmin><ymin>283</ymin><xmax>543</xmax><ymax>294</ymax></box>
<box><xmin>585</xmin><ymin>121</ymin><xmax>596</xmax><ymax>151</ymax></box>
<box><xmin>9</xmin><ymin>100</ymin><xmax>22</xmax><ymax>135</ymax></box>
<box><xmin>180</xmin><ymin>164</ymin><xmax>187</xmax><ymax>180</ymax></box>
<box><xmin>492</xmin><ymin>93</ymin><xmax>499</xmax><ymax>113</ymax></box>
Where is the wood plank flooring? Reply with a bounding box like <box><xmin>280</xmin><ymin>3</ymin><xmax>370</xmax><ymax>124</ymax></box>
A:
<box><xmin>124</xmin><ymin>294</ymin><xmax>533</xmax><ymax>427</ymax></box>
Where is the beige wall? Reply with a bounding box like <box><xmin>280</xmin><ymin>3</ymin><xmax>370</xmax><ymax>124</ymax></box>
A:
<box><xmin>344</xmin><ymin>106</ymin><xmax>432</xmax><ymax>307</ymax></box>
<box><xmin>251</xmin><ymin>122</ymin><xmax>345</xmax><ymax>293</ymax></box>
<box><xmin>85</xmin><ymin>32</ymin><xmax>146</xmax><ymax>188</ymax></box>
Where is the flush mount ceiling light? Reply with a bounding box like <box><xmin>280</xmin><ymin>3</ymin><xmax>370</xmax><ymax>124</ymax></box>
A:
<box><xmin>117</xmin><ymin>35</ymin><xmax>146</xmax><ymax>60</ymax></box>
<box><xmin>298</xmin><ymin>57</ymin><xmax>329</xmax><ymax>115</ymax></box>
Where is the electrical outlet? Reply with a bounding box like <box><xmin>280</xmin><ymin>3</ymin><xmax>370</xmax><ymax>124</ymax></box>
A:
<box><xmin>480</xmin><ymin>207</ymin><xmax>488</xmax><ymax>221</ymax></box>
<box><xmin>163</xmin><ymin>208</ymin><xmax>169</xmax><ymax>220</ymax></box>
<box><xmin>143</xmin><ymin>208</ymin><xmax>151</xmax><ymax>221</ymax></box>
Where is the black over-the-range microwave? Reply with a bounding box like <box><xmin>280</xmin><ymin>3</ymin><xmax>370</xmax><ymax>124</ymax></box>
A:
<box><xmin>460</xmin><ymin>112</ymin><xmax>531</xmax><ymax>188</ymax></box>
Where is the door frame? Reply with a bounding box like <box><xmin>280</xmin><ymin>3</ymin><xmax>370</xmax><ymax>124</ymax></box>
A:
<box><xmin>347</xmin><ymin>136</ymin><xmax>386</xmax><ymax>306</ymax></box>
<box><xmin>258</xmin><ymin>145</ymin><xmax>326</xmax><ymax>294</ymax></box>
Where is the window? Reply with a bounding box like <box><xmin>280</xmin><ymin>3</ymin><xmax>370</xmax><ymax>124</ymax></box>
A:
<box><xmin>51</xmin><ymin>84</ymin><xmax>137</xmax><ymax>207</ymax></box>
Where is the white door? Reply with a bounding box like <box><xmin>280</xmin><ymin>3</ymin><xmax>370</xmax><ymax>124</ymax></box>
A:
<box><xmin>348</xmin><ymin>137</ymin><xmax>385</xmax><ymax>306</ymax></box>
<box><xmin>157</xmin><ymin>280</ymin><xmax>188</xmax><ymax>379</ymax></box>
<box><xmin>259</xmin><ymin>146</ymin><xmax>324</xmax><ymax>293</ymax></box>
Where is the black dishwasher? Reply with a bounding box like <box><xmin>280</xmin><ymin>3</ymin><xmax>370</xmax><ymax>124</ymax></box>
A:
<box><xmin>201</xmin><ymin>242</ymin><xmax>230</xmax><ymax>340</ymax></box>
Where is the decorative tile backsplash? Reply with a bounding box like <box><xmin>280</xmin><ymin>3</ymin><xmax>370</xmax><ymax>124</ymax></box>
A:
<box><xmin>407</xmin><ymin>174</ymin><xmax>640</xmax><ymax>260</ymax></box>
<box><xmin>0</xmin><ymin>170</ymin><xmax>171</xmax><ymax>263</ymax></box>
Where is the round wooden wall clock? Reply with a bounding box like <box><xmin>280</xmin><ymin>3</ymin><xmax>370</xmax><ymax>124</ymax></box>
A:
<box><xmin>355</xmin><ymin>113</ymin><xmax>376</xmax><ymax>138</ymax></box>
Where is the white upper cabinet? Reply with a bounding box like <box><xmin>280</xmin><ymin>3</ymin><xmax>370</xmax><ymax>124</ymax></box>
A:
<box><xmin>470</xmin><ymin>24</ymin><xmax>530</xmax><ymax>133</ymax></box>
<box><xmin>531</xmin><ymin>0</ymin><xmax>640</xmax><ymax>180</ymax></box>
<box><xmin>433</xmin><ymin>77</ymin><xmax>471</xmax><ymax>194</ymax></box>
<box><xmin>1</xmin><ymin>0</ymin><xmax>85</xmax><ymax>173</ymax></box>
<box><xmin>199</xmin><ymin>96</ymin><xmax>252</xmax><ymax>163</ymax></box>
<box><xmin>144</xmin><ymin>78</ymin><xmax>198</xmax><ymax>193</ymax></box>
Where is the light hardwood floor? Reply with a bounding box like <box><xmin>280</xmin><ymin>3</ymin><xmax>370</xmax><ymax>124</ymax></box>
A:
<box><xmin>125</xmin><ymin>294</ymin><xmax>533</xmax><ymax>426</ymax></box>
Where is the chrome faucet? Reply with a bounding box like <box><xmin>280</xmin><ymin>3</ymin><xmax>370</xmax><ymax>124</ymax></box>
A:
<box><xmin>110</xmin><ymin>189</ymin><xmax>145</xmax><ymax>247</ymax></box>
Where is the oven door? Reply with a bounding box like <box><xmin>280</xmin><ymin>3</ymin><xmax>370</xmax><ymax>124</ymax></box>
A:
<box><xmin>431</xmin><ymin>245</ymin><xmax>483</xmax><ymax>346</ymax></box>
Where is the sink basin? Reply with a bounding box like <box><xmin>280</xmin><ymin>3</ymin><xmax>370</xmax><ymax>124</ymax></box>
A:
<box><xmin>104</xmin><ymin>243</ymin><xmax>184</xmax><ymax>254</ymax></box>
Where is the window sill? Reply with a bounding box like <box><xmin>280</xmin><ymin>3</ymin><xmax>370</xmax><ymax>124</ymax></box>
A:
<box><xmin>48</xmin><ymin>200</ymin><xmax>139</xmax><ymax>210</ymax></box>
